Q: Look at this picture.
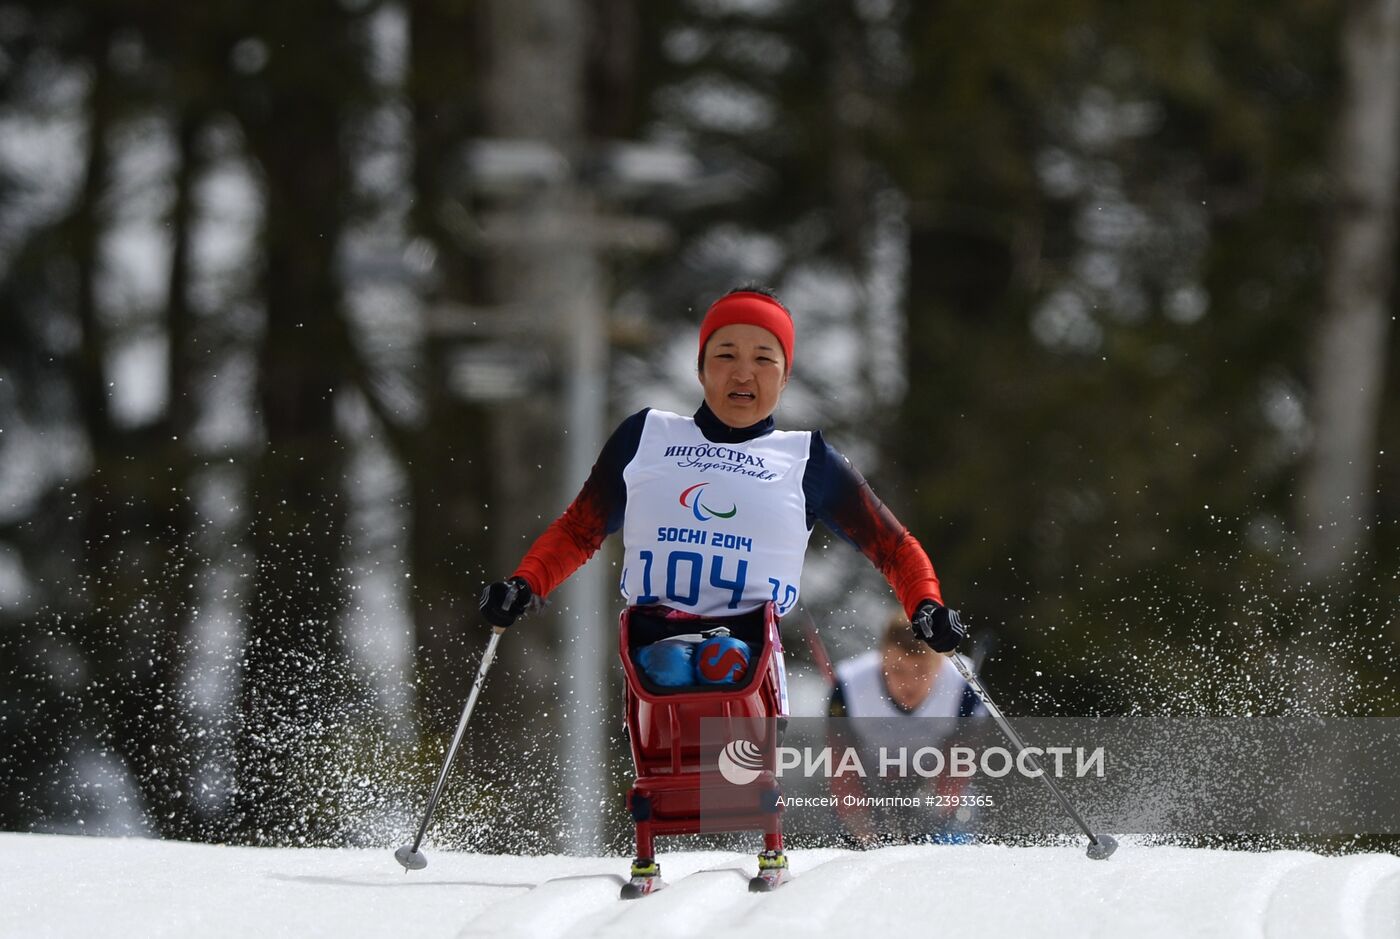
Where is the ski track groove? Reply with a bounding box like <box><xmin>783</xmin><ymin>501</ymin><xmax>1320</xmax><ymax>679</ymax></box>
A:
<box><xmin>1363</xmin><ymin>870</ymin><xmax>1400</xmax><ymax>937</ymax></box>
<box><xmin>1263</xmin><ymin>853</ymin><xmax>1400</xmax><ymax>938</ymax></box>
<box><xmin>703</xmin><ymin>849</ymin><xmax>899</xmax><ymax>939</ymax></box>
<box><xmin>578</xmin><ymin>859</ymin><xmax>757</xmax><ymax>938</ymax></box>
<box><xmin>454</xmin><ymin>870</ymin><xmax>626</xmax><ymax>939</ymax></box>
<box><xmin>452</xmin><ymin>849</ymin><xmax>910</xmax><ymax>939</ymax></box>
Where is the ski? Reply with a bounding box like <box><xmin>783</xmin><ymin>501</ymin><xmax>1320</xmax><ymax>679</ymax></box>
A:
<box><xmin>747</xmin><ymin>850</ymin><xmax>792</xmax><ymax>893</ymax></box>
<box><xmin>619</xmin><ymin>854</ymin><xmax>794</xmax><ymax>898</ymax></box>
<box><xmin>619</xmin><ymin>858</ymin><xmax>666</xmax><ymax>900</ymax></box>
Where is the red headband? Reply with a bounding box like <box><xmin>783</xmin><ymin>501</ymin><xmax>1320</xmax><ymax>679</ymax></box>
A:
<box><xmin>698</xmin><ymin>292</ymin><xmax>794</xmax><ymax>371</ymax></box>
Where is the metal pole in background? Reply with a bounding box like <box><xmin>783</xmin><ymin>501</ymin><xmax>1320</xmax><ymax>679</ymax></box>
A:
<box><xmin>557</xmin><ymin>190</ymin><xmax>608</xmax><ymax>855</ymax></box>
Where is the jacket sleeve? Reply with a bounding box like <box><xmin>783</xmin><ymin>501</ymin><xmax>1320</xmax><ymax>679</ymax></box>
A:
<box><xmin>511</xmin><ymin>409</ymin><xmax>647</xmax><ymax>598</ymax></box>
<box><xmin>804</xmin><ymin>432</ymin><xmax>942</xmax><ymax>617</ymax></box>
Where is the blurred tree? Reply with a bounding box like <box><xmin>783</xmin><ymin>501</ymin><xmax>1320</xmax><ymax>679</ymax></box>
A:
<box><xmin>396</xmin><ymin>0</ymin><xmax>497</xmax><ymax>734</ymax></box>
<box><xmin>1298</xmin><ymin>0</ymin><xmax>1400</xmax><ymax>584</ymax></box>
<box><xmin>462</xmin><ymin>0</ymin><xmax>637</xmax><ymax>852</ymax></box>
<box><xmin>0</xmin><ymin>0</ymin><xmax>234</xmax><ymax>836</ymax></box>
<box><xmin>385</xmin><ymin>0</ymin><xmax>648</xmax><ymax>850</ymax></box>
<box><xmin>891</xmin><ymin>1</ymin><xmax>1355</xmax><ymax>711</ymax></box>
<box><xmin>222</xmin><ymin>0</ymin><xmax>373</xmax><ymax>843</ymax></box>
<box><xmin>0</xmin><ymin>0</ymin><xmax>112</xmax><ymax>831</ymax></box>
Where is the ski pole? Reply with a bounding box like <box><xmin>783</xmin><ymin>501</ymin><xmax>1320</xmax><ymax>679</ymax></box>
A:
<box><xmin>947</xmin><ymin>652</ymin><xmax>1118</xmax><ymax>860</ymax></box>
<box><xmin>395</xmin><ymin>625</ymin><xmax>506</xmax><ymax>872</ymax></box>
<box><xmin>799</xmin><ymin>614</ymin><xmax>836</xmax><ymax>685</ymax></box>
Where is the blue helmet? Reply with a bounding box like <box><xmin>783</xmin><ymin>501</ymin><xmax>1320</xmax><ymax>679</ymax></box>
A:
<box><xmin>637</xmin><ymin>638</ymin><xmax>698</xmax><ymax>687</ymax></box>
<box><xmin>695</xmin><ymin>636</ymin><xmax>752</xmax><ymax>684</ymax></box>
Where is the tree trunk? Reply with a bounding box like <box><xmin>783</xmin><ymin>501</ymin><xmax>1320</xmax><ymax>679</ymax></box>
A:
<box><xmin>229</xmin><ymin>2</ymin><xmax>361</xmax><ymax>843</ymax></box>
<box><xmin>128</xmin><ymin>105</ymin><xmax>209</xmax><ymax>839</ymax></box>
<box><xmin>403</xmin><ymin>0</ymin><xmax>497</xmax><ymax>734</ymax></box>
<box><xmin>1299</xmin><ymin>0</ymin><xmax>1400</xmax><ymax>581</ymax></box>
<box><xmin>476</xmin><ymin>0</ymin><xmax>611</xmax><ymax>852</ymax></box>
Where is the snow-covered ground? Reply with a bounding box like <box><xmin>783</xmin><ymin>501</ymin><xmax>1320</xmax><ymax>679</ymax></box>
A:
<box><xmin>4</xmin><ymin>834</ymin><xmax>1400</xmax><ymax>938</ymax></box>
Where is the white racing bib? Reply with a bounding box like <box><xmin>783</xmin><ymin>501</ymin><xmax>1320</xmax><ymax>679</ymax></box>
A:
<box><xmin>620</xmin><ymin>410</ymin><xmax>811</xmax><ymax>617</ymax></box>
<box><xmin>835</xmin><ymin>651</ymin><xmax>970</xmax><ymax>721</ymax></box>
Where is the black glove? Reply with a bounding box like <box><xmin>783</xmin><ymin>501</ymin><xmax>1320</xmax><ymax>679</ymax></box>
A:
<box><xmin>479</xmin><ymin>577</ymin><xmax>534</xmax><ymax>628</ymax></box>
<box><xmin>911</xmin><ymin>600</ymin><xmax>966</xmax><ymax>653</ymax></box>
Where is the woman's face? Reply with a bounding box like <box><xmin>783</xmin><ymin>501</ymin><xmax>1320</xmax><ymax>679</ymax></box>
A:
<box><xmin>699</xmin><ymin>323</ymin><xmax>789</xmax><ymax>428</ymax></box>
<box><xmin>881</xmin><ymin>645</ymin><xmax>935</xmax><ymax>711</ymax></box>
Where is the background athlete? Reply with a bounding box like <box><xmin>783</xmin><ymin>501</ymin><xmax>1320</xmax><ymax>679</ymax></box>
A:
<box><xmin>827</xmin><ymin>611</ymin><xmax>985</xmax><ymax>846</ymax></box>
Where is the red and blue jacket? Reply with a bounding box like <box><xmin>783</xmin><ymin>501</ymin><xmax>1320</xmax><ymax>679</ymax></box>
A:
<box><xmin>512</xmin><ymin>402</ymin><xmax>941</xmax><ymax>617</ymax></box>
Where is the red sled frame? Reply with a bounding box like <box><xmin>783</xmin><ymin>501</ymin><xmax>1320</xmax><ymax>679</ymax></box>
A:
<box><xmin>618</xmin><ymin>602</ymin><xmax>788</xmax><ymax>860</ymax></box>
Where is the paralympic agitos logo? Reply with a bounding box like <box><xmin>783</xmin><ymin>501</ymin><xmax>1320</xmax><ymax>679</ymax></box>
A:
<box><xmin>679</xmin><ymin>482</ymin><xmax>737</xmax><ymax>521</ymax></box>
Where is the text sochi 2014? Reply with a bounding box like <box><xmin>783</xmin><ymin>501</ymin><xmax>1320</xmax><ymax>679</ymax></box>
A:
<box><xmin>656</xmin><ymin>527</ymin><xmax>754</xmax><ymax>552</ymax></box>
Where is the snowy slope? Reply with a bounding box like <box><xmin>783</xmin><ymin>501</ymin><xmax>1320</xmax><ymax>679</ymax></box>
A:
<box><xmin>3</xmin><ymin>833</ymin><xmax>1399</xmax><ymax>939</ymax></box>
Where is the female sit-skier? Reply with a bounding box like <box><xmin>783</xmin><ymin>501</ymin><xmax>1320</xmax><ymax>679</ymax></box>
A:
<box><xmin>478</xmin><ymin>286</ymin><xmax>966</xmax><ymax>894</ymax></box>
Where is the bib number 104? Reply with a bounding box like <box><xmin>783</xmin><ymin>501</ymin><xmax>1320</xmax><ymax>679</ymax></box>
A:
<box><xmin>633</xmin><ymin>549</ymin><xmax>796</xmax><ymax>613</ymax></box>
